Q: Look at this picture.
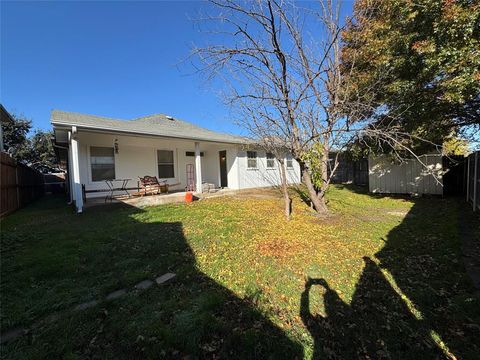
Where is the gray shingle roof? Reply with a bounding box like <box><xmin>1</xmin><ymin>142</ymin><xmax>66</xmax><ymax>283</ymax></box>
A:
<box><xmin>51</xmin><ymin>110</ymin><xmax>248</xmax><ymax>144</ymax></box>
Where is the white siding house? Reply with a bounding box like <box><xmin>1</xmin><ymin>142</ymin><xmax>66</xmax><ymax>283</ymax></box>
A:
<box><xmin>52</xmin><ymin>110</ymin><xmax>301</xmax><ymax>213</ymax></box>
<box><xmin>368</xmin><ymin>154</ymin><xmax>443</xmax><ymax>195</ymax></box>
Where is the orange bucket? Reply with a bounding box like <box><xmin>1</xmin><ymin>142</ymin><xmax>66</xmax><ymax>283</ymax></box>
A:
<box><xmin>185</xmin><ymin>192</ymin><xmax>193</xmax><ymax>203</ymax></box>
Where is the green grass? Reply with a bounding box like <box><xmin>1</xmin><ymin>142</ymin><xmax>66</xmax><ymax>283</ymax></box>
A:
<box><xmin>1</xmin><ymin>185</ymin><xmax>479</xmax><ymax>359</ymax></box>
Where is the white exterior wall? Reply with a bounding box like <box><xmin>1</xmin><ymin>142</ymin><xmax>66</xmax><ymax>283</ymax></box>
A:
<box><xmin>236</xmin><ymin>149</ymin><xmax>301</xmax><ymax>189</ymax></box>
<box><xmin>77</xmin><ymin>131</ymin><xmax>239</xmax><ymax>197</ymax></box>
<box><xmin>369</xmin><ymin>154</ymin><xmax>443</xmax><ymax>195</ymax></box>
<box><xmin>226</xmin><ymin>149</ymin><xmax>240</xmax><ymax>189</ymax></box>
<box><xmin>75</xmin><ymin>131</ymin><xmax>300</xmax><ymax>198</ymax></box>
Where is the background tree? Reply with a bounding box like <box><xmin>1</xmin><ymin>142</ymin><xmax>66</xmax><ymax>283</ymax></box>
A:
<box><xmin>27</xmin><ymin>130</ymin><xmax>57</xmax><ymax>170</ymax></box>
<box><xmin>1</xmin><ymin>112</ymin><xmax>32</xmax><ymax>161</ymax></box>
<box><xmin>342</xmin><ymin>0</ymin><xmax>480</xmax><ymax>152</ymax></box>
<box><xmin>1</xmin><ymin>110</ymin><xmax>57</xmax><ymax>171</ymax></box>
<box><xmin>442</xmin><ymin>135</ymin><xmax>470</xmax><ymax>156</ymax></box>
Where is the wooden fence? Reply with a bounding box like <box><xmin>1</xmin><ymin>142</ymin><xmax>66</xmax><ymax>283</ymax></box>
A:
<box><xmin>466</xmin><ymin>151</ymin><xmax>480</xmax><ymax>212</ymax></box>
<box><xmin>1</xmin><ymin>152</ymin><xmax>45</xmax><ymax>217</ymax></box>
<box><xmin>328</xmin><ymin>153</ymin><xmax>369</xmax><ymax>186</ymax></box>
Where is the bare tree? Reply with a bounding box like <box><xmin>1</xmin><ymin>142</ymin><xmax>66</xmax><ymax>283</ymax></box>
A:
<box><xmin>192</xmin><ymin>0</ymin><xmax>437</xmax><ymax>214</ymax></box>
<box><xmin>254</xmin><ymin>134</ymin><xmax>293</xmax><ymax>220</ymax></box>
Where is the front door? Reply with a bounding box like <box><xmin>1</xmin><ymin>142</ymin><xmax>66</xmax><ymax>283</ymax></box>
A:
<box><xmin>219</xmin><ymin>150</ymin><xmax>228</xmax><ymax>188</ymax></box>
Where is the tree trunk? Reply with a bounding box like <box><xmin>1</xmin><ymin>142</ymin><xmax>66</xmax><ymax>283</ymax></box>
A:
<box><xmin>320</xmin><ymin>150</ymin><xmax>329</xmax><ymax>193</ymax></box>
<box><xmin>316</xmin><ymin>187</ymin><xmax>328</xmax><ymax>212</ymax></box>
<box><xmin>302</xmin><ymin>167</ymin><xmax>328</xmax><ymax>213</ymax></box>
<box><xmin>279</xmin><ymin>160</ymin><xmax>291</xmax><ymax>220</ymax></box>
<box><xmin>316</xmin><ymin>149</ymin><xmax>330</xmax><ymax>212</ymax></box>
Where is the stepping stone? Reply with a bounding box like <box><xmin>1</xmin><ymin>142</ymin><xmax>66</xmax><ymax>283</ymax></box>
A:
<box><xmin>155</xmin><ymin>272</ymin><xmax>176</xmax><ymax>285</ymax></box>
<box><xmin>43</xmin><ymin>312</ymin><xmax>60</xmax><ymax>324</ymax></box>
<box><xmin>135</xmin><ymin>279</ymin><xmax>154</xmax><ymax>290</ymax></box>
<box><xmin>106</xmin><ymin>289</ymin><xmax>127</xmax><ymax>301</ymax></box>
<box><xmin>74</xmin><ymin>300</ymin><xmax>98</xmax><ymax>311</ymax></box>
<box><xmin>0</xmin><ymin>327</ymin><xmax>25</xmax><ymax>344</ymax></box>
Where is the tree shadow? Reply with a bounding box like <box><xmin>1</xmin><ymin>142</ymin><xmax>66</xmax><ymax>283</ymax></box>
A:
<box><xmin>291</xmin><ymin>186</ymin><xmax>313</xmax><ymax>207</ymax></box>
<box><xmin>292</xmin><ymin>184</ymin><xmax>377</xmax><ymax>209</ymax></box>
<box><xmin>300</xmin><ymin>198</ymin><xmax>480</xmax><ymax>359</ymax></box>
<box><xmin>81</xmin><ymin>205</ymin><xmax>304</xmax><ymax>359</ymax></box>
<box><xmin>327</xmin><ymin>183</ymin><xmax>369</xmax><ymax>195</ymax></box>
<box><xmin>301</xmin><ymin>257</ymin><xmax>444</xmax><ymax>359</ymax></box>
<box><xmin>1</xmin><ymin>199</ymin><xmax>303</xmax><ymax>359</ymax></box>
<box><xmin>375</xmin><ymin>198</ymin><xmax>480</xmax><ymax>358</ymax></box>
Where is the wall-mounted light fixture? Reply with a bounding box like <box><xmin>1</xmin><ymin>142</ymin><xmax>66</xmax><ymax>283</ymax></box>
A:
<box><xmin>114</xmin><ymin>138</ymin><xmax>119</xmax><ymax>154</ymax></box>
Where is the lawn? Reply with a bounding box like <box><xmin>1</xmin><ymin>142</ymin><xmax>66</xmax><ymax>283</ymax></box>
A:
<box><xmin>1</xmin><ymin>185</ymin><xmax>479</xmax><ymax>359</ymax></box>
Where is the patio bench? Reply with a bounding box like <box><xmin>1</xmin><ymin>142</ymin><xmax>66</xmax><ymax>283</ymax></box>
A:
<box><xmin>136</xmin><ymin>176</ymin><xmax>180</xmax><ymax>196</ymax></box>
<box><xmin>137</xmin><ymin>176</ymin><xmax>166</xmax><ymax>196</ymax></box>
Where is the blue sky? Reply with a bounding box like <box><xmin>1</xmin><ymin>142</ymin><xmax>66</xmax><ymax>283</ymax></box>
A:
<box><xmin>1</xmin><ymin>1</ymin><xmax>353</xmax><ymax>135</ymax></box>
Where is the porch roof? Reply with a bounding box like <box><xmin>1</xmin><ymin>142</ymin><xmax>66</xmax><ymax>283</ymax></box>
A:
<box><xmin>51</xmin><ymin>110</ymin><xmax>249</xmax><ymax>144</ymax></box>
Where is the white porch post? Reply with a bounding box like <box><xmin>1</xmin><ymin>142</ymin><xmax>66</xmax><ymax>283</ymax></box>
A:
<box><xmin>71</xmin><ymin>126</ymin><xmax>83</xmax><ymax>213</ymax></box>
<box><xmin>67</xmin><ymin>142</ymin><xmax>74</xmax><ymax>204</ymax></box>
<box><xmin>195</xmin><ymin>142</ymin><xmax>202</xmax><ymax>193</ymax></box>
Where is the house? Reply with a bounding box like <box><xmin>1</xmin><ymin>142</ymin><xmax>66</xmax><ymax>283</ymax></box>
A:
<box><xmin>51</xmin><ymin>110</ymin><xmax>301</xmax><ymax>213</ymax></box>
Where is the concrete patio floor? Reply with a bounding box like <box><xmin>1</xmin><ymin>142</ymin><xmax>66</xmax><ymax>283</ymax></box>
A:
<box><xmin>83</xmin><ymin>188</ymin><xmax>243</xmax><ymax>209</ymax></box>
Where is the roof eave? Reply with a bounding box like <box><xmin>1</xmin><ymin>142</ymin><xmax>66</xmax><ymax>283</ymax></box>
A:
<box><xmin>51</xmin><ymin>121</ymin><xmax>249</xmax><ymax>145</ymax></box>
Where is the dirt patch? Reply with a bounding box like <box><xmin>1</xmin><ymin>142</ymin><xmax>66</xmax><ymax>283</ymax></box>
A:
<box><xmin>235</xmin><ymin>188</ymin><xmax>283</xmax><ymax>200</ymax></box>
<box><xmin>256</xmin><ymin>238</ymin><xmax>303</xmax><ymax>261</ymax></box>
<box><xmin>307</xmin><ymin>212</ymin><xmax>343</xmax><ymax>225</ymax></box>
<box><xmin>236</xmin><ymin>193</ymin><xmax>281</xmax><ymax>200</ymax></box>
<box><xmin>387</xmin><ymin>210</ymin><xmax>408</xmax><ymax>217</ymax></box>
<box><xmin>356</xmin><ymin>214</ymin><xmax>387</xmax><ymax>222</ymax></box>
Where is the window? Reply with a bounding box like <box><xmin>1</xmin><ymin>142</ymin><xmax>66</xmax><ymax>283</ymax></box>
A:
<box><xmin>266</xmin><ymin>152</ymin><xmax>275</xmax><ymax>168</ymax></box>
<box><xmin>90</xmin><ymin>147</ymin><xmax>115</xmax><ymax>181</ymax></box>
<box><xmin>286</xmin><ymin>154</ymin><xmax>293</xmax><ymax>169</ymax></box>
<box><xmin>158</xmin><ymin>150</ymin><xmax>175</xmax><ymax>178</ymax></box>
<box><xmin>247</xmin><ymin>151</ymin><xmax>257</xmax><ymax>168</ymax></box>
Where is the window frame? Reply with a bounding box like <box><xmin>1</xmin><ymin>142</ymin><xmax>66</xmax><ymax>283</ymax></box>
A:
<box><xmin>286</xmin><ymin>154</ymin><xmax>294</xmax><ymax>169</ymax></box>
<box><xmin>266</xmin><ymin>152</ymin><xmax>275</xmax><ymax>169</ymax></box>
<box><xmin>89</xmin><ymin>146</ymin><xmax>116</xmax><ymax>183</ymax></box>
<box><xmin>157</xmin><ymin>149</ymin><xmax>176</xmax><ymax>179</ymax></box>
<box><xmin>247</xmin><ymin>151</ymin><xmax>258</xmax><ymax>169</ymax></box>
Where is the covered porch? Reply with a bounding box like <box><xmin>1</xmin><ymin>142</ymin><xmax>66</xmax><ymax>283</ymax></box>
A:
<box><xmin>56</xmin><ymin>128</ymin><xmax>240</xmax><ymax>213</ymax></box>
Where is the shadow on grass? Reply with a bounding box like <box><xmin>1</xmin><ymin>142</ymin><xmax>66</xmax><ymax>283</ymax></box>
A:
<box><xmin>4</xmin><ymin>191</ymin><xmax>479</xmax><ymax>359</ymax></box>
<box><xmin>291</xmin><ymin>186</ymin><xmax>313</xmax><ymax>207</ymax></box>
<box><xmin>291</xmin><ymin>183</ymin><xmax>370</xmax><ymax>209</ymax></box>
<box><xmin>1</xmin><ymin>197</ymin><xmax>303</xmax><ymax>359</ymax></box>
<box><xmin>300</xmin><ymin>197</ymin><xmax>480</xmax><ymax>359</ymax></box>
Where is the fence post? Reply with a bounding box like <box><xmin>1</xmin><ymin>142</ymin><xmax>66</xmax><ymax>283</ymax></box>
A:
<box><xmin>474</xmin><ymin>152</ymin><xmax>478</xmax><ymax>212</ymax></box>
<box><xmin>466</xmin><ymin>155</ymin><xmax>470</xmax><ymax>203</ymax></box>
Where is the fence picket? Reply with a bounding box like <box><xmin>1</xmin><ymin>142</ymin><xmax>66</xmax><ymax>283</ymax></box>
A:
<box><xmin>466</xmin><ymin>151</ymin><xmax>480</xmax><ymax>212</ymax></box>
